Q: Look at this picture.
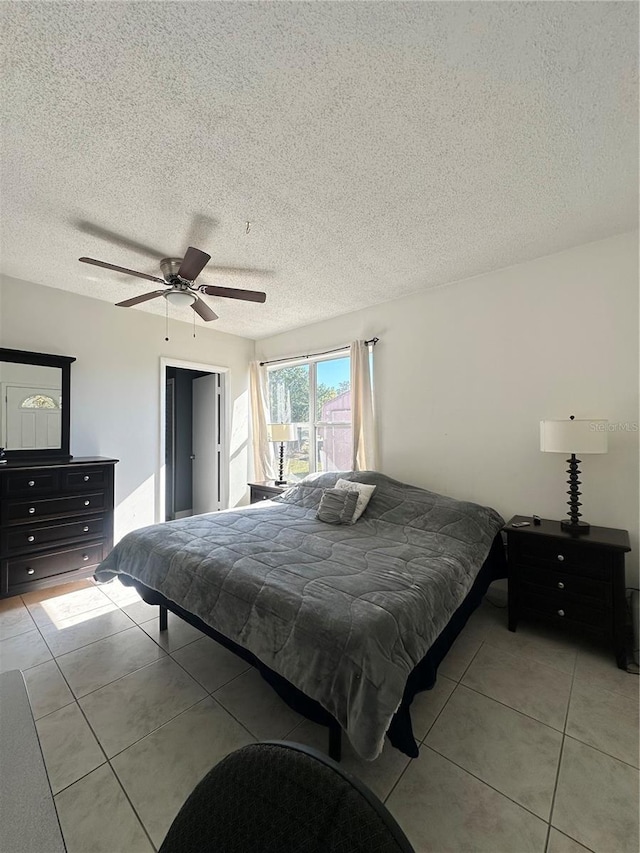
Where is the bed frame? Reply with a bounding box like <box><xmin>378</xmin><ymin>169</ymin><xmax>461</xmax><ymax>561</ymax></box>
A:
<box><xmin>123</xmin><ymin>534</ymin><xmax>506</xmax><ymax>761</ymax></box>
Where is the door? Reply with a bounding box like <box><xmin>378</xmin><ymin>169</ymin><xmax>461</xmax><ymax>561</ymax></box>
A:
<box><xmin>5</xmin><ymin>385</ymin><xmax>61</xmax><ymax>450</ymax></box>
<box><xmin>192</xmin><ymin>374</ymin><xmax>220</xmax><ymax>514</ymax></box>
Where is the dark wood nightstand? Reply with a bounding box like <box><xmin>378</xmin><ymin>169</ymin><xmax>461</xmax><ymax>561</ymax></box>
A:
<box><xmin>505</xmin><ymin>516</ymin><xmax>631</xmax><ymax>669</ymax></box>
<box><xmin>248</xmin><ymin>481</ymin><xmax>287</xmax><ymax>504</ymax></box>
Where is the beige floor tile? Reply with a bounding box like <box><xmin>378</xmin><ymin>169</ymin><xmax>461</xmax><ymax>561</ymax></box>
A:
<box><xmin>462</xmin><ymin>643</ymin><xmax>572</xmax><ymax>730</ymax></box>
<box><xmin>425</xmin><ymin>685</ymin><xmax>562</xmax><ymax>819</ymax></box>
<box><xmin>288</xmin><ymin>718</ymin><xmax>412</xmax><ymax>803</ymax></box>
<box><xmin>23</xmin><ymin>659</ymin><xmax>74</xmax><ymax>719</ymax></box>
<box><xmin>0</xmin><ymin>628</ymin><xmax>52</xmax><ymax>673</ymax></box>
<box><xmin>56</xmin><ymin>625</ymin><xmax>166</xmax><ymax>697</ymax></box>
<box><xmin>485</xmin><ymin>620</ymin><xmax>578</xmax><ymax>675</ymax></box>
<box><xmin>410</xmin><ymin>675</ymin><xmax>456</xmax><ymax>741</ymax></box>
<box><xmin>566</xmin><ymin>681</ymin><xmax>639</xmax><ymax>767</ymax></box>
<box><xmin>36</xmin><ymin>702</ymin><xmax>105</xmax><ymax>794</ymax></box>
<box><xmin>55</xmin><ymin>763</ymin><xmax>153</xmax><ymax>853</ymax></box>
<box><xmin>386</xmin><ymin>745</ymin><xmax>547</xmax><ymax>852</ymax></box>
<box><xmin>112</xmin><ymin>697</ymin><xmax>254</xmax><ymax>847</ymax></box>
<box><xmin>213</xmin><ymin>667</ymin><xmax>303</xmax><ymax>739</ymax></box>
<box><xmin>79</xmin><ymin>656</ymin><xmax>206</xmax><ymax>757</ymax></box>
<box><xmin>547</xmin><ymin>828</ymin><xmax>594</xmax><ymax>853</ymax></box>
<box><xmin>552</xmin><ymin>736</ymin><xmax>640</xmax><ymax>853</ymax></box>
<box><xmin>25</xmin><ymin>583</ymin><xmax>112</xmax><ymax>629</ymax></box>
<box><xmin>574</xmin><ymin>641</ymin><xmax>640</xmax><ymax>702</ymax></box>
<box><xmin>0</xmin><ymin>595</ymin><xmax>35</xmax><ymax>641</ymax></box>
<box><xmin>121</xmin><ymin>598</ymin><xmax>158</xmax><ymax>625</ymax></box>
<box><xmin>39</xmin><ymin>604</ymin><xmax>134</xmax><ymax>657</ymax></box>
<box><xmin>140</xmin><ymin>610</ymin><xmax>204</xmax><ymax>652</ymax></box>
<box><xmin>172</xmin><ymin>635</ymin><xmax>251</xmax><ymax>692</ymax></box>
<box><xmin>95</xmin><ymin>577</ymin><xmax>141</xmax><ymax>606</ymax></box>
<box><xmin>438</xmin><ymin>631</ymin><xmax>484</xmax><ymax>681</ymax></box>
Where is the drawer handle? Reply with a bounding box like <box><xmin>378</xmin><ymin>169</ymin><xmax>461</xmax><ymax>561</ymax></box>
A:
<box><xmin>84</xmin><ymin>475</ymin><xmax>90</xmax><ymax>482</ymax></box>
<box><xmin>83</xmin><ymin>525</ymin><xmax>89</xmax><ymax>532</ymax></box>
<box><xmin>28</xmin><ymin>480</ymin><xmax>35</xmax><ymax>487</ymax></box>
<box><xmin>557</xmin><ymin>609</ymin><xmax>565</xmax><ymax>617</ymax></box>
<box><xmin>83</xmin><ymin>554</ymin><xmax>89</xmax><ymax>562</ymax></box>
<box><xmin>557</xmin><ymin>581</ymin><xmax>565</xmax><ymax>589</ymax></box>
<box><xmin>27</xmin><ymin>535</ymin><xmax>35</xmax><ymax>543</ymax></box>
<box><xmin>26</xmin><ymin>568</ymin><xmax>35</xmax><ymax>575</ymax></box>
<box><xmin>557</xmin><ymin>554</ymin><xmax>565</xmax><ymax>562</ymax></box>
<box><xmin>84</xmin><ymin>500</ymin><xmax>90</xmax><ymax>506</ymax></box>
<box><xmin>262</xmin><ymin>495</ymin><xmax>268</xmax><ymax>500</ymax></box>
<box><xmin>28</xmin><ymin>507</ymin><xmax>36</xmax><ymax>514</ymax></box>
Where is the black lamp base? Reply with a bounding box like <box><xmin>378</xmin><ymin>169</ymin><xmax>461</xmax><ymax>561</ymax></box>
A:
<box><xmin>561</xmin><ymin>519</ymin><xmax>590</xmax><ymax>534</ymax></box>
<box><xmin>274</xmin><ymin>480</ymin><xmax>287</xmax><ymax>486</ymax></box>
<box><xmin>275</xmin><ymin>441</ymin><xmax>287</xmax><ymax>487</ymax></box>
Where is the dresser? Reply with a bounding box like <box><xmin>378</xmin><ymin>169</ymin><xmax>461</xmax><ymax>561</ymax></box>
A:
<box><xmin>249</xmin><ymin>481</ymin><xmax>287</xmax><ymax>503</ymax></box>
<box><xmin>505</xmin><ymin>515</ymin><xmax>631</xmax><ymax>669</ymax></box>
<box><xmin>0</xmin><ymin>457</ymin><xmax>118</xmax><ymax>599</ymax></box>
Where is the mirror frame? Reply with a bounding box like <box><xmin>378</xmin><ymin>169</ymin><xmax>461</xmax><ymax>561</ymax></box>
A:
<box><xmin>0</xmin><ymin>348</ymin><xmax>76</xmax><ymax>460</ymax></box>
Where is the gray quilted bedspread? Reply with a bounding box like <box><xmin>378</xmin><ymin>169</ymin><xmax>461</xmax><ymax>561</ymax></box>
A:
<box><xmin>94</xmin><ymin>471</ymin><xmax>503</xmax><ymax>759</ymax></box>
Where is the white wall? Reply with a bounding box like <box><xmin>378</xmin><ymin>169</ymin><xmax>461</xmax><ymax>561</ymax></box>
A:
<box><xmin>0</xmin><ymin>276</ymin><xmax>255</xmax><ymax>541</ymax></box>
<box><xmin>257</xmin><ymin>232</ymin><xmax>640</xmax><ymax>582</ymax></box>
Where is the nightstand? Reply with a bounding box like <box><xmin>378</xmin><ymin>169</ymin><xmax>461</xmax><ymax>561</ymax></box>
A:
<box><xmin>248</xmin><ymin>481</ymin><xmax>287</xmax><ymax>504</ymax></box>
<box><xmin>505</xmin><ymin>515</ymin><xmax>631</xmax><ymax>669</ymax></box>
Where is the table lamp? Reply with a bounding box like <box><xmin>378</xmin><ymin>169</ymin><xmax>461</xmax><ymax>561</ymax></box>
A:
<box><xmin>268</xmin><ymin>423</ymin><xmax>296</xmax><ymax>485</ymax></box>
<box><xmin>540</xmin><ymin>416</ymin><xmax>608</xmax><ymax>533</ymax></box>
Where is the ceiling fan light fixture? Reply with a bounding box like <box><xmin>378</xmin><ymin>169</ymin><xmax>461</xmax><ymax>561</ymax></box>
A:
<box><xmin>165</xmin><ymin>290</ymin><xmax>196</xmax><ymax>308</ymax></box>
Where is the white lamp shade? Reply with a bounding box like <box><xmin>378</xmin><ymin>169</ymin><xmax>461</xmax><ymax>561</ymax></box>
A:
<box><xmin>165</xmin><ymin>290</ymin><xmax>195</xmax><ymax>308</ymax></box>
<box><xmin>540</xmin><ymin>419</ymin><xmax>608</xmax><ymax>454</ymax></box>
<box><xmin>268</xmin><ymin>423</ymin><xmax>296</xmax><ymax>442</ymax></box>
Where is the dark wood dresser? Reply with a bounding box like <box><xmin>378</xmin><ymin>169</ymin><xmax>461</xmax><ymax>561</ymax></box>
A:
<box><xmin>0</xmin><ymin>457</ymin><xmax>118</xmax><ymax>599</ymax></box>
<box><xmin>505</xmin><ymin>515</ymin><xmax>631</xmax><ymax>669</ymax></box>
<box><xmin>249</xmin><ymin>481</ymin><xmax>287</xmax><ymax>503</ymax></box>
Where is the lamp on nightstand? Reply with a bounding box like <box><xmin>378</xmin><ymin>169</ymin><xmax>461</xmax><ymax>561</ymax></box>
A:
<box><xmin>540</xmin><ymin>416</ymin><xmax>608</xmax><ymax>533</ymax></box>
<box><xmin>268</xmin><ymin>423</ymin><xmax>296</xmax><ymax>486</ymax></box>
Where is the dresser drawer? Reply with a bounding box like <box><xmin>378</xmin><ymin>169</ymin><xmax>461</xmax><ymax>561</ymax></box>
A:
<box><xmin>520</xmin><ymin>589</ymin><xmax>609</xmax><ymax>633</ymax></box>
<box><xmin>511</xmin><ymin>539</ymin><xmax>611</xmax><ymax>580</ymax></box>
<box><xmin>62</xmin><ymin>468</ymin><xmax>107</xmax><ymax>492</ymax></box>
<box><xmin>2</xmin><ymin>470</ymin><xmax>59</xmax><ymax>497</ymax></box>
<box><xmin>7</xmin><ymin>542</ymin><xmax>105</xmax><ymax>589</ymax></box>
<box><xmin>516</xmin><ymin>565</ymin><xmax>611</xmax><ymax>608</ymax></box>
<box><xmin>2</xmin><ymin>516</ymin><xmax>106</xmax><ymax>556</ymax></box>
<box><xmin>5</xmin><ymin>492</ymin><xmax>106</xmax><ymax>525</ymax></box>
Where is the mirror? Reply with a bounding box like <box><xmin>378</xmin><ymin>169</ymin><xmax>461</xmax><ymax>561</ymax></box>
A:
<box><xmin>0</xmin><ymin>348</ymin><xmax>76</xmax><ymax>460</ymax></box>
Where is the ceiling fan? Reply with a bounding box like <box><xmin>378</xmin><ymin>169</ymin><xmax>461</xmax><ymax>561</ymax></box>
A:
<box><xmin>79</xmin><ymin>247</ymin><xmax>267</xmax><ymax>322</ymax></box>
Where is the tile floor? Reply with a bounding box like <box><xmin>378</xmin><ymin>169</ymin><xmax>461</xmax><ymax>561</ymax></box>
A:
<box><xmin>1</xmin><ymin>578</ymin><xmax>638</xmax><ymax>853</ymax></box>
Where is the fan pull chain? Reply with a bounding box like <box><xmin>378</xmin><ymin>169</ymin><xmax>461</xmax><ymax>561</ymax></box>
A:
<box><xmin>165</xmin><ymin>298</ymin><xmax>169</xmax><ymax>342</ymax></box>
<box><xmin>193</xmin><ymin>308</ymin><xmax>196</xmax><ymax>339</ymax></box>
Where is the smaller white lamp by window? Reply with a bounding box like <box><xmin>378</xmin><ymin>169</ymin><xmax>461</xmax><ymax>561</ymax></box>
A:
<box><xmin>268</xmin><ymin>423</ymin><xmax>297</xmax><ymax>485</ymax></box>
<box><xmin>540</xmin><ymin>416</ymin><xmax>608</xmax><ymax>533</ymax></box>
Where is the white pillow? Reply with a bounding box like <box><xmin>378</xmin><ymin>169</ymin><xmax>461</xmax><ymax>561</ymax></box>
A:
<box><xmin>335</xmin><ymin>478</ymin><xmax>376</xmax><ymax>522</ymax></box>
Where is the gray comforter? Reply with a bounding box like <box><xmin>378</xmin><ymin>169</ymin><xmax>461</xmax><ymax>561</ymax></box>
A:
<box><xmin>95</xmin><ymin>471</ymin><xmax>503</xmax><ymax>759</ymax></box>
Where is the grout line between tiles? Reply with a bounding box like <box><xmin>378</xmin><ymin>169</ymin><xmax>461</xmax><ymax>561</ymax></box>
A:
<box><xmin>459</xmin><ymin>681</ymin><xmax>566</xmax><ymax>734</ymax></box>
<box><xmin>107</xmin><ymin>760</ymin><xmax>159</xmax><ymax>852</ymax></box>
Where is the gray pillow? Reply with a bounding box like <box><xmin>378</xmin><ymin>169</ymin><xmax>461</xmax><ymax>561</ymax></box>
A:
<box><xmin>316</xmin><ymin>488</ymin><xmax>359</xmax><ymax>525</ymax></box>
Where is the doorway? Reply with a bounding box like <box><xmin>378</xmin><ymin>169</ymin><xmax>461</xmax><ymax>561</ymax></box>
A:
<box><xmin>161</xmin><ymin>359</ymin><xmax>228</xmax><ymax>522</ymax></box>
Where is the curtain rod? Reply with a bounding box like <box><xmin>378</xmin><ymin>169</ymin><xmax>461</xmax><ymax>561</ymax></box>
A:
<box><xmin>259</xmin><ymin>337</ymin><xmax>379</xmax><ymax>367</ymax></box>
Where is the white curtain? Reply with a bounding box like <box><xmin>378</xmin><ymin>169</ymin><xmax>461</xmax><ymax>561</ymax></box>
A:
<box><xmin>249</xmin><ymin>361</ymin><xmax>275</xmax><ymax>482</ymax></box>
<box><xmin>350</xmin><ymin>340</ymin><xmax>377</xmax><ymax>471</ymax></box>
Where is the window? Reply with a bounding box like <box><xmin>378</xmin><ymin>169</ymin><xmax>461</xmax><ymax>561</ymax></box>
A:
<box><xmin>268</xmin><ymin>355</ymin><xmax>351</xmax><ymax>480</ymax></box>
<box><xmin>20</xmin><ymin>394</ymin><xmax>59</xmax><ymax>409</ymax></box>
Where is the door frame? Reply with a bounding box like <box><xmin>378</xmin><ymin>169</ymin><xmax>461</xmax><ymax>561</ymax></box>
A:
<box><xmin>159</xmin><ymin>357</ymin><xmax>230</xmax><ymax>524</ymax></box>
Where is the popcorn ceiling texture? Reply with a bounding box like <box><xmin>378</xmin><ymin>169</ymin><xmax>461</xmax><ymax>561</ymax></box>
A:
<box><xmin>0</xmin><ymin>2</ymin><xmax>637</xmax><ymax>339</ymax></box>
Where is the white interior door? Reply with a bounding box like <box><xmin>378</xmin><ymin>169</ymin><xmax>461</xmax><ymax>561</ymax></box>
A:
<box><xmin>5</xmin><ymin>385</ymin><xmax>61</xmax><ymax>450</ymax></box>
<box><xmin>192</xmin><ymin>374</ymin><xmax>220</xmax><ymax>514</ymax></box>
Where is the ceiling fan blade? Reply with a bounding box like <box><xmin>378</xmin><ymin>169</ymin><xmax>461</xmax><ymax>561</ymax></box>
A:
<box><xmin>199</xmin><ymin>284</ymin><xmax>267</xmax><ymax>303</ymax></box>
<box><xmin>74</xmin><ymin>220</ymin><xmax>165</xmax><ymax>260</ymax></box>
<box><xmin>79</xmin><ymin>257</ymin><xmax>166</xmax><ymax>284</ymax></box>
<box><xmin>178</xmin><ymin>247</ymin><xmax>211</xmax><ymax>282</ymax></box>
<box><xmin>116</xmin><ymin>290</ymin><xmax>167</xmax><ymax>307</ymax></box>
<box><xmin>191</xmin><ymin>296</ymin><xmax>218</xmax><ymax>322</ymax></box>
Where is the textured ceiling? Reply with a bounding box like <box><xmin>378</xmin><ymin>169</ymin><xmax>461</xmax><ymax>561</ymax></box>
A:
<box><xmin>0</xmin><ymin>2</ymin><xmax>637</xmax><ymax>340</ymax></box>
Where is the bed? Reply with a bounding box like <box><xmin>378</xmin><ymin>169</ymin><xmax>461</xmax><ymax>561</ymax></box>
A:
<box><xmin>94</xmin><ymin>471</ymin><xmax>505</xmax><ymax>761</ymax></box>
